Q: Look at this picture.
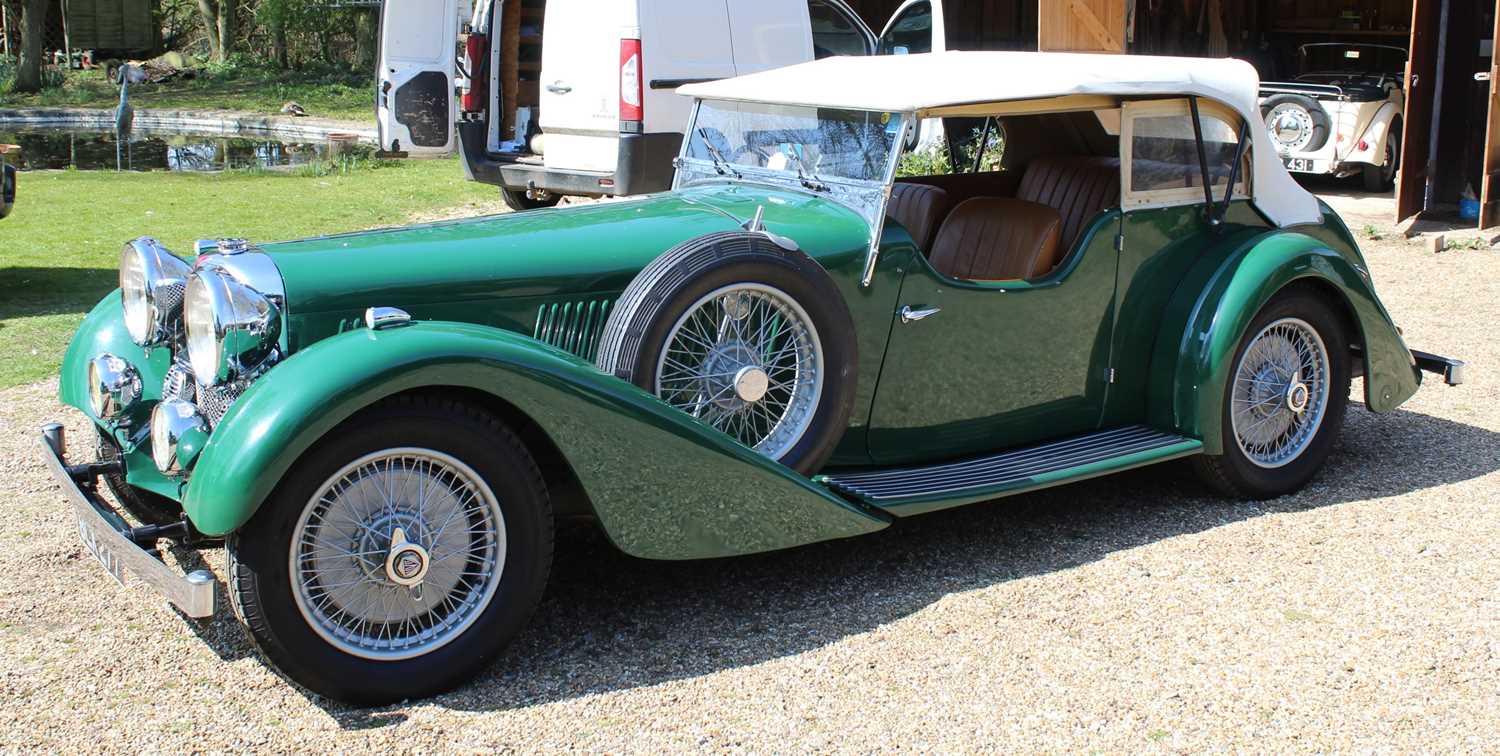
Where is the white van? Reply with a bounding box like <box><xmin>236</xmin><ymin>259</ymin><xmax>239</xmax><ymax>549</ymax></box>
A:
<box><xmin>376</xmin><ymin>0</ymin><xmax>949</xmax><ymax>210</ymax></box>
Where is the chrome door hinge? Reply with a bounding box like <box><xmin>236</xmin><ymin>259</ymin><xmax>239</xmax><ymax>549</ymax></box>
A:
<box><xmin>1114</xmin><ymin>233</ymin><xmax>1125</xmax><ymax>252</ymax></box>
<box><xmin>1106</xmin><ymin>368</ymin><xmax>1117</xmax><ymax>383</ymax></box>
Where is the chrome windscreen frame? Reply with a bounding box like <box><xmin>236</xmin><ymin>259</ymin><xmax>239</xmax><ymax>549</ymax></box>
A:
<box><xmin>671</xmin><ymin>100</ymin><xmax>912</xmax><ymax>287</ymax></box>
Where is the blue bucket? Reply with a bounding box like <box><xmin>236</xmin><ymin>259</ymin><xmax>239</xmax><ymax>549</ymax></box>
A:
<box><xmin>1459</xmin><ymin>197</ymin><xmax>1480</xmax><ymax>221</ymax></box>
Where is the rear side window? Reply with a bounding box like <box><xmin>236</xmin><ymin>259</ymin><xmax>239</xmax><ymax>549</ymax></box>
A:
<box><xmin>1121</xmin><ymin>99</ymin><xmax>1248</xmax><ymax>208</ymax></box>
<box><xmin>809</xmin><ymin>0</ymin><xmax>872</xmax><ymax>58</ymax></box>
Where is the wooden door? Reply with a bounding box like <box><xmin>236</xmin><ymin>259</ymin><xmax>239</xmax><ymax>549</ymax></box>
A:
<box><xmin>1398</xmin><ymin>0</ymin><xmax>1443</xmax><ymax>222</ymax></box>
<box><xmin>1480</xmin><ymin>4</ymin><xmax>1500</xmax><ymax>229</ymax></box>
<box><xmin>1038</xmin><ymin>0</ymin><xmax>1125</xmax><ymax>53</ymax></box>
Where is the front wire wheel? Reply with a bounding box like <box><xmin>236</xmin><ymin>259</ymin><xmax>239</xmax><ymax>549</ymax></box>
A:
<box><xmin>1194</xmin><ymin>289</ymin><xmax>1351</xmax><ymax>498</ymax></box>
<box><xmin>655</xmin><ymin>284</ymin><xmax>824</xmax><ymax>461</ymax></box>
<box><xmin>229</xmin><ymin>396</ymin><xmax>552</xmax><ymax>704</ymax></box>
<box><xmin>290</xmin><ymin>448</ymin><xmax>506</xmax><ymax>661</ymax></box>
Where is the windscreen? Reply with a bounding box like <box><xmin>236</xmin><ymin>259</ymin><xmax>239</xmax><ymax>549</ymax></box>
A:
<box><xmin>685</xmin><ymin>100</ymin><xmax>903</xmax><ymax>184</ymax></box>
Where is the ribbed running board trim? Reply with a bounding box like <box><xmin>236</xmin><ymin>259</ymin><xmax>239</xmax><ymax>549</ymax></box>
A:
<box><xmin>822</xmin><ymin>426</ymin><xmax>1200</xmax><ymax>511</ymax></box>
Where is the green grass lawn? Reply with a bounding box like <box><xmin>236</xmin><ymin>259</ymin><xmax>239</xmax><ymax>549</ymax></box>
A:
<box><xmin>0</xmin><ymin>64</ymin><xmax>374</xmax><ymax>123</ymax></box>
<box><xmin>0</xmin><ymin>157</ymin><xmax>499</xmax><ymax>389</ymax></box>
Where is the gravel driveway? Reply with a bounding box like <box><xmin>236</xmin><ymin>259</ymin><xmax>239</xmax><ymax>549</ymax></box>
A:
<box><xmin>2</xmin><ymin>199</ymin><xmax>1496</xmax><ymax>751</ymax></box>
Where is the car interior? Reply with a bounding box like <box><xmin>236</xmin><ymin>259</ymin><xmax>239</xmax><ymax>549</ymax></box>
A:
<box><xmin>887</xmin><ymin>109</ymin><xmax>1123</xmax><ymax>284</ymax></box>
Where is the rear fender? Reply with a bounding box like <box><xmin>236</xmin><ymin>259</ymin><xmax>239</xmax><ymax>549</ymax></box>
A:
<box><xmin>183</xmin><ymin>321</ymin><xmax>889</xmax><ymax>558</ymax></box>
<box><xmin>1149</xmin><ymin>231</ymin><xmax>1419</xmax><ymax>453</ymax></box>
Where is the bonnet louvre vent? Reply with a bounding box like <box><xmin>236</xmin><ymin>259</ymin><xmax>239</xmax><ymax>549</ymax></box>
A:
<box><xmin>533</xmin><ymin>299</ymin><xmax>613</xmax><ymax>361</ymax></box>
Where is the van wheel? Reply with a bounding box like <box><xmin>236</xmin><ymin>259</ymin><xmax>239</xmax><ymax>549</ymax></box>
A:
<box><xmin>227</xmin><ymin>396</ymin><xmax>552</xmax><ymax>704</ymax></box>
<box><xmin>501</xmin><ymin>187</ymin><xmax>561</xmax><ymax>212</ymax></box>
<box><xmin>1193</xmin><ymin>288</ymin><xmax>1351</xmax><ymax>499</ymax></box>
<box><xmin>596</xmin><ymin>232</ymin><xmax>857</xmax><ymax>475</ymax></box>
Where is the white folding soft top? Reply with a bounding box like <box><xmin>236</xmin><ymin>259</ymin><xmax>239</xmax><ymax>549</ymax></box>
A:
<box><xmin>680</xmin><ymin>51</ymin><xmax>1322</xmax><ymax>228</ymax></box>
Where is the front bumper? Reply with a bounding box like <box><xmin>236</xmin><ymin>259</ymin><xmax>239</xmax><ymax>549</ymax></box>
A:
<box><xmin>39</xmin><ymin>423</ymin><xmax>215</xmax><ymax>618</ymax></box>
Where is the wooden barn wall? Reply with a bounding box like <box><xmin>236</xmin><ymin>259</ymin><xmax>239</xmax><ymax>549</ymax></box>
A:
<box><xmin>843</xmin><ymin>0</ymin><xmax>1037</xmax><ymax>50</ymax></box>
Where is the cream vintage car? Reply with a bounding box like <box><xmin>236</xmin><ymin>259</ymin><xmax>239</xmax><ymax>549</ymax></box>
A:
<box><xmin>1259</xmin><ymin>43</ymin><xmax>1406</xmax><ymax>191</ymax></box>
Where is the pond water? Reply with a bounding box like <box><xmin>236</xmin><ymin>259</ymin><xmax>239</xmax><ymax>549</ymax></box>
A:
<box><xmin>0</xmin><ymin>128</ymin><xmax>337</xmax><ymax>172</ymax></box>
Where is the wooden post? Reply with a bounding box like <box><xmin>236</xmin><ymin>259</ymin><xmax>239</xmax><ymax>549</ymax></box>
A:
<box><xmin>60</xmin><ymin>0</ymin><xmax>70</xmax><ymax>68</ymax></box>
<box><xmin>1479</xmin><ymin>0</ymin><xmax>1500</xmax><ymax>229</ymax></box>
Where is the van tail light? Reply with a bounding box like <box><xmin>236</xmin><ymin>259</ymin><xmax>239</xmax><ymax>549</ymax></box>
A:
<box><xmin>462</xmin><ymin>33</ymin><xmax>488</xmax><ymax>113</ymax></box>
<box><xmin>620</xmin><ymin>38</ymin><xmax>643</xmax><ymax>130</ymax></box>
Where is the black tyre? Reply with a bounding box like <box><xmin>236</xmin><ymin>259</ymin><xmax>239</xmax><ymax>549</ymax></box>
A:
<box><xmin>1193</xmin><ymin>287</ymin><xmax>1351</xmax><ymax>499</ymax></box>
<box><xmin>596</xmin><ymin>232</ymin><xmax>857</xmax><ymax>475</ymax></box>
<box><xmin>228</xmin><ymin>395</ymin><xmax>553</xmax><ymax>704</ymax></box>
<box><xmin>500</xmin><ymin>187</ymin><xmax>561</xmax><ymax>212</ymax></box>
<box><xmin>1261</xmin><ymin>93</ymin><xmax>1331</xmax><ymax>153</ymax></box>
<box><xmin>96</xmin><ymin>427</ymin><xmax>182</xmax><ymax>526</ymax></box>
<box><xmin>1362</xmin><ymin>122</ymin><xmax>1400</xmax><ymax>193</ymax></box>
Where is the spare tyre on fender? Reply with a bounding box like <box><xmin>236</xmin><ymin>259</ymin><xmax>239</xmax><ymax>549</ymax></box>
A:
<box><xmin>596</xmin><ymin>231</ymin><xmax>858</xmax><ymax>475</ymax></box>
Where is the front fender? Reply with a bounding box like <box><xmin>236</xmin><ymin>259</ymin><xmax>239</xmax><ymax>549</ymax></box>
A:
<box><xmin>1150</xmin><ymin>229</ymin><xmax>1419</xmax><ymax>453</ymax></box>
<box><xmin>184</xmin><ymin>321</ymin><xmax>889</xmax><ymax>558</ymax></box>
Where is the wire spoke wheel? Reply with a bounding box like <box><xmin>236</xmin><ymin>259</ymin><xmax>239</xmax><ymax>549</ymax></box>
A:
<box><xmin>289</xmin><ymin>448</ymin><xmax>507</xmax><ymax>660</ymax></box>
<box><xmin>654</xmin><ymin>283</ymin><xmax>824</xmax><ymax>460</ymax></box>
<box><xmin>1229</xmin><ymin>317</ymin><xmax>1331</xmax><ymax>469</ymax></box>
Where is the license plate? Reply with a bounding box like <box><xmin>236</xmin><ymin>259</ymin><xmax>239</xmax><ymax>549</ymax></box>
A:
<box><xmin>1284</xmin><ymin>157</ymin><xmax>1312</xmax><ymax>172</ymax></box>
<box><xmin>77</xmin><ymin>512</ymin><xmax>126</xmax><ymax>586</ymax></box>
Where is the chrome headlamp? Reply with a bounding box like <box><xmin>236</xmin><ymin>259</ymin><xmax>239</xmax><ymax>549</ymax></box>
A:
<box><xmin>151</xmin><ymin>399</ymin><xmax>209</xmax><ymax>475</ymax></box>
<box><xmin>86</xmin><ymin>353</ymin><xmax>142</xmax><ymax>422</ymax></box>
<box><xmin>184</xmin><ymin>268</ymin><xmax>281</xmax><ymax>386</ymax></box>
<box><xmin>120</xmin><ymin>237</ymin><xmax>193</xmax><ymax>347</ymax></box>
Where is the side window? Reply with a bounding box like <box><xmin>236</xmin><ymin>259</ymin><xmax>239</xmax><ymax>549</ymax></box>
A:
<box><xmin>809</xmin><ymin>0</ymin><xmax>873</xmax><ymax>58</ymax></box>
<box><xmin>878</xmin><ymin>1</ymin><xmax>933</xmax><ymax>55</ymax></box>
<box><xmin>1121</xmin><ymin>99</ymin><xmax>1249</xmax><ymax>208</ymax></box>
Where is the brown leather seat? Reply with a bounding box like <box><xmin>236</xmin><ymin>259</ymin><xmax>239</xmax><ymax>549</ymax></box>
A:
<box><xmin>928</xmin><ymin>198</ymin><xmax>1064</xmax><ymax>282</ymax></box>
<box><xmin>1016</xmin><ymin>156</ymin><xmax>1121</xmax><ymax>250</ymax></box>
<box><xmin>886</xmin><ymin>182</ymin><xmax>952</xmax><ymax>253</ymax></box>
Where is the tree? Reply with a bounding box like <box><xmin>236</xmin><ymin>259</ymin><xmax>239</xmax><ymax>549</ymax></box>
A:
<box><xmin>195</xmin><ymin>0</ymin><xmax>236</xmax><ymax>63</ymax></box>
<box><xmin>11</xmin><ymin>0</ymin><xmax>47</xmax><ymax>93</ymax></box>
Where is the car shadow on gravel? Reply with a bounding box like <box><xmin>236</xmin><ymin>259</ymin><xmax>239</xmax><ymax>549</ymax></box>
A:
<box><xmin>286</xmin><ymin>404</ymin><xmax>1499</xmax><ymax>724</ymax></box>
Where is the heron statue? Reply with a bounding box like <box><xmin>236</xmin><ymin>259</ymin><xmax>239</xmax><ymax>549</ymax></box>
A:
<box><xmin>115</xmin><ymin>64</ymin><xmax>136</xmax><ymax>171</ymax></box>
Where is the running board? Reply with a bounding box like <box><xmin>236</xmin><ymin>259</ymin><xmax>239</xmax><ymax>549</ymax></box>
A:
<box><xmin>822</xmin><ymin>426</ymin><xmax>1202</xmax><ymax>515</ymax></box>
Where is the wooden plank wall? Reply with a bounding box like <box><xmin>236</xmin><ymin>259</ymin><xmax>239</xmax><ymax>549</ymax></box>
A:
<box><xmin>65</xmin><ymin>0</ymin><xmax>157</xmax><ymax>53</ymax></box>
<box><xmin>1039</xmin><ymin>0</ymin><xmax>1126</xmax><ymax>52</ymax></box>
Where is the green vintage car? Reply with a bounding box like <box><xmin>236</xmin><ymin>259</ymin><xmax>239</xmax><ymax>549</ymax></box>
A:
<box><xmin>43</xmin><ymin>52</ymin><xmax>1464</xmax><ymax>704</ymax></box>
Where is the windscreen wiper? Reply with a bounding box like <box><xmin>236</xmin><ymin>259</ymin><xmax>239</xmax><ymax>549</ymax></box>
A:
<box><xmin>697</xmin><ymin>129</ymin><xmax>741</xmax><ymax>179</ymax></box>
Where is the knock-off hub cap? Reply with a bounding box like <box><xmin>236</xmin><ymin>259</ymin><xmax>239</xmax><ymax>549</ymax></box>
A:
<box><xmin>384</xmin><ymin>527</ymin><xmax>431</xmax><ymax>587</ymax></box>
<box><xmin>1285</xmin><ymin>381</ymin><xmax>1310</xmax><ymax>414</ymax></box>
<box><xmin>734</xmin><ymin>365</ymin><xmax>770</xmax><ymax>402</ymax></box>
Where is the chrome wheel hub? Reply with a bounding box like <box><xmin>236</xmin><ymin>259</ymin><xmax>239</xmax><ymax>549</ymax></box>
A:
<box><xmin>655</xmin><ymin>283</ymin><xmax>823</xmax><ymax>460</ymax></box>
<box><xmin>1230</xmin><ymin>317</ymin><xmax>1331</xmax><ymax>469</ymax></box>
<box><xmin>289</xmin><ymin>449</ymin><xmax>506</xmax><ymax>660</ymax></box>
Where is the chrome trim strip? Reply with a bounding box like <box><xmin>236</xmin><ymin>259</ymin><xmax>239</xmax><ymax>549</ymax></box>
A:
<box><xmin>39</xmin><ymin>428</ymin><xmax>215</xmax><ymax>618</ymax></box>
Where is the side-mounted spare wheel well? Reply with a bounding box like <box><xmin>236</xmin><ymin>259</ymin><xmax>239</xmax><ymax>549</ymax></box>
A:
<box><xmin>332</xmin><ymin>386</ymin><xmax>598</xmax><ymax>521</ymax></box>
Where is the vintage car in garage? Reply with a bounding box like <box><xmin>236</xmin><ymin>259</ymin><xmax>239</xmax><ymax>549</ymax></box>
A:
<box><xmin>42</xmin><ymin>51</ymin><xmax>1463</xmax><ymax>704</ymax></box>
<box><xmin>1258</xmin><ymin>43</ymin><xmax>1407</xmax><ymax>191</ymax></box>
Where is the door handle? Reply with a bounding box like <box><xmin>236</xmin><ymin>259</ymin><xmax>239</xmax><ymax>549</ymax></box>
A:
<box><xmin>899</xmin><ymin>305</ymin><xmax>940</xmax><ymax>323</ymax></box>
<box><xmin>546</xmin><ymin>82</ymin><xmax>572</xmax><ymax>94</ymax></box>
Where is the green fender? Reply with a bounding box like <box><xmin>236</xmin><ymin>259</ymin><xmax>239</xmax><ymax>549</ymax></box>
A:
<box><xmin>182</xmin><ymin>320</ymin><xmax>890</xmax><ymax>558</ymax></box>
<box><xmin>1149</xmin><ymin>230</ymin><xmax>1420</xmax><ymax>454</ymax></box>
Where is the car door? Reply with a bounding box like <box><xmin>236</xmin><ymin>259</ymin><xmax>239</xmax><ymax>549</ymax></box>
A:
<box><xmin>539</xmin><ymin>0</ymin><xmax>632</xmax><ymax>175</ymax></box>
<box><xmin>865</xmin><ymin>213</ymin><xmax>1122</xmax><ymax>465</ymax></box>
<box><xmin>808</xmin><ymin>0</ymin><xmax>877</xmax><ymax>58</ymax></box>
<box><xmin>376</xmin><ymin>0</ymin><xmax>461</xmax><ymax>156</ymax></box>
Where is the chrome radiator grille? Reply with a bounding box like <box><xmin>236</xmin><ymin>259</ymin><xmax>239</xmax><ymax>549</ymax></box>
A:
<box><xmin>161</xmin><ymin>356</ymin><xmax>246</xmax><ymax>429</ymax></box>
<box><xmin>534</xmin><ymin>299</ymin><xmax>612</xmax><ymax>361</ymax></box>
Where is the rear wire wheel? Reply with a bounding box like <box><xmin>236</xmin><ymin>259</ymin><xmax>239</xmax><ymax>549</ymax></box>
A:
<box><xmin>1193</xmin><ymin>288</ymin><xmax>1351</xmax><ymax>498</ymax></box>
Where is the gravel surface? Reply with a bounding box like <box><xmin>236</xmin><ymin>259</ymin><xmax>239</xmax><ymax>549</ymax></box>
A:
<box><xmin>2</xmin><ymin>193</ymin><xmax>1497</xmax><ymax>751</ymax></box>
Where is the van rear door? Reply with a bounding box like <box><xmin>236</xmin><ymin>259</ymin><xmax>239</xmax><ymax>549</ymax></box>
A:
<box><xmin>538</xmin><ymin>0</ymin><xmax>631</xmax><ymax>174</ymax></box>
<box><xmin>377</xmin><ymin>0</ymin><xmax>461</xmax><ymax>156</ymax></box>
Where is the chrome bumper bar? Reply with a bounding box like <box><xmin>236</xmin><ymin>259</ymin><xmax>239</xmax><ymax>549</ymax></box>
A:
<box><xmin>1411</xmin><ymin>350</ymin><xmax>1466</xmax><ymax>387</ymax></box>
<box><xmin>39</xmin><ymin>424</ymin><xmax>215</xmax><ymax>618</ymax></box>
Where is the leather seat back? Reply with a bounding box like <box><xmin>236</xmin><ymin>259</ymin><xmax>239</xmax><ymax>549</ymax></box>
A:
<box><xmin>886</xmin><ymin>182</ymin><xmax>952</xmax><ymax>253</ymax></box>
<box><xmin>1016</xmin><ymin>156</ymin><xmax>1121</xmax><ymax>250</ymax></box>
<box><xmin>928</xmin><ymin>198</ymin><xmax>1064</xmax><ymax>281</ymax></box>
